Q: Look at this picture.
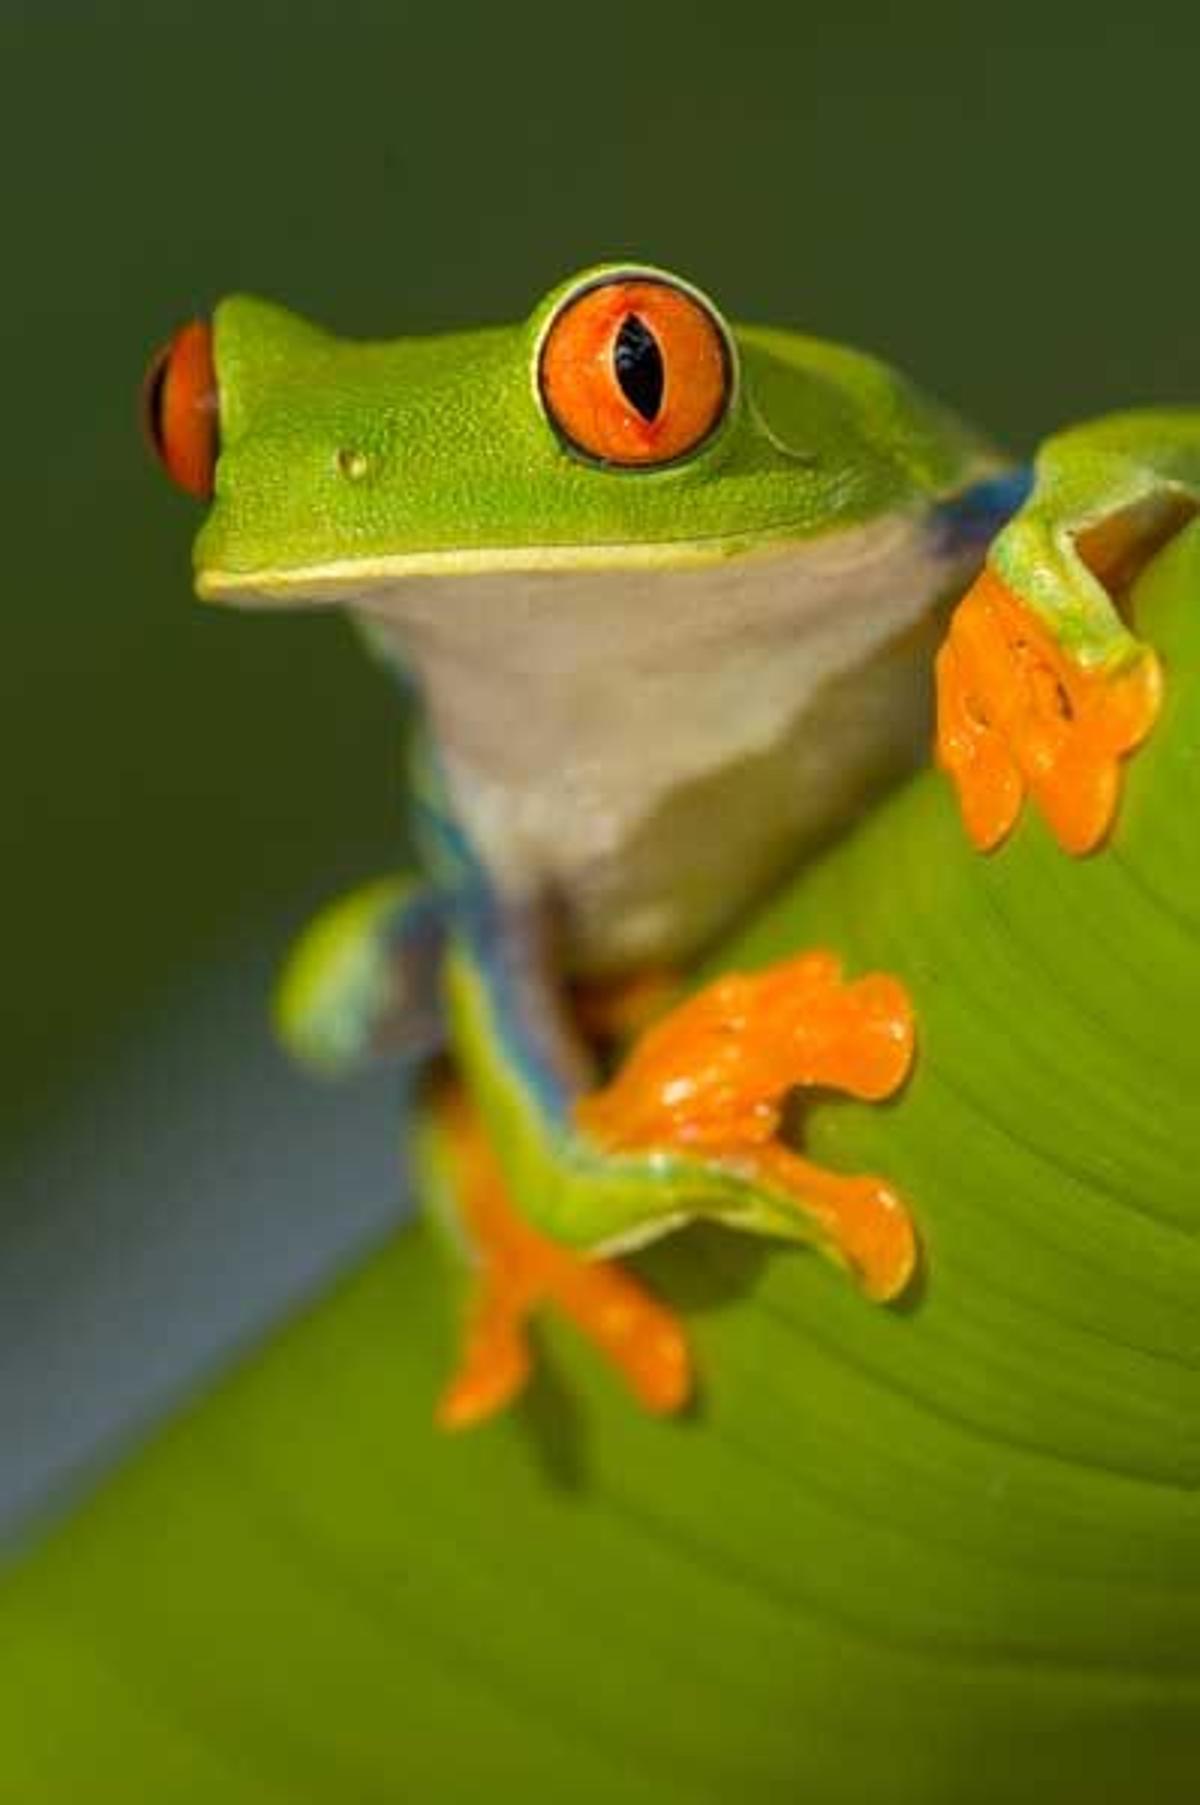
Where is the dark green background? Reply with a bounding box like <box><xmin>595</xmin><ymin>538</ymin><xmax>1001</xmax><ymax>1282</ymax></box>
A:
<box><xmin>4</xmin><ymin>4</ymin><xmax>1197</xmax><ymax>1145</ymax></box>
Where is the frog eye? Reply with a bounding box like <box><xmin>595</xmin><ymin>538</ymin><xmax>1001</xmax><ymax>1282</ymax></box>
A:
<box><xmin>538</xmin><ymin>274</ymin><xmax>732</xmax><ymax>468</ymax></box>
<box><xmin>142</xmin><ymin>320</ymin><xmax>219</xmax><ymax>500</ymax></box>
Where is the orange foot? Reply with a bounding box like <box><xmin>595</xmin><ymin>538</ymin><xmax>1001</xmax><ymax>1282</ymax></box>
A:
<box><xmin>433</xmin><ymin>1083</ymin><xmax>691</xmax><ymax>1431</ymax></box>
<box><xmin>576</xmin><ymin>951</ymin><xmax>917</xmax><ymax>1303</ymax></box>
<box><xmin>936</xmin><ymin>569</ymin><xmax>1162</xmax><ymax>854</ymax></box>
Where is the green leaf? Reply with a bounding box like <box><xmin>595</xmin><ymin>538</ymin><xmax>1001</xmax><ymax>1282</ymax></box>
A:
<box><xmin>4</xmin><ymin>527</ymin><xmax>1199</xmax><ymax>1802</ymax></box>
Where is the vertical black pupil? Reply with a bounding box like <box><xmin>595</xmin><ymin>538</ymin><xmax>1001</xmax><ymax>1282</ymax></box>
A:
<box><xmin>143</xmin><ymin>348</ymin><xmax>170</xmax><ymax>458</ymax></box>
<box><xmin>614</xmin><ymin>314</ymin><xmax>664</xmax><ymax>422</ymax></box>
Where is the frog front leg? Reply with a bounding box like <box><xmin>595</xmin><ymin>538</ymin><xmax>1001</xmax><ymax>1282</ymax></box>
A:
<box><xmin>438</xmin><ymin>881</ymin><xmax>918</xmax><ymax>1426</ymax></box>
<box><xmin>274</xmin><ymin>874</ymin><xmax>447</xmax><ymax>1077</ymax></box>
<box><xmin>937</xmin><ymin>411</ymin><xmax>1200</xmax><ymax>852</ymax></box>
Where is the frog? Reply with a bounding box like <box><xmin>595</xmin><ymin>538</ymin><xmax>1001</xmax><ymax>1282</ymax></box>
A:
<box><xmin>144</xmin><ymin>263</ymin><xmax>1200</xmax><ymax>1428</ymax></box>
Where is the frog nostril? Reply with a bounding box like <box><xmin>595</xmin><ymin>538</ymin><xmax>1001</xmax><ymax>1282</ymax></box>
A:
<box><xmin>336</xmin><ymin>446</ymin><xmax>370</xmax><ymax>482</ymax></box>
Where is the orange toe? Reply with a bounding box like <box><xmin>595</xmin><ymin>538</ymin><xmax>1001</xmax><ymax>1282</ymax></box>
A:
<box><xmin>749</xmin><ymin>1144</ymin><xmax>917</xmax><ymax>1302</ymax></box>
<box><xmin>934</xmin><ymin>629</ymin><xmax>1023</xmax><ymax>850</ymax></box>
<box><xmin>552</xmin><ymin>1255</ymin><xmax>693</xmax><ymax>1414</ymax></box>
<box><xmin>937</xmin><ymin>570</ymin><xmax>1161</xmax><ymax>855</ymax></box>
<box><xmin>436</xmin><ymin>1289</ymin><xmax>533</xmax><ymax>1431</ymax></box>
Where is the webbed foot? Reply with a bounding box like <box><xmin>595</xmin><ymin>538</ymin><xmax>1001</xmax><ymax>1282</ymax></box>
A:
<box><xmin>432</xmin><ymin>1083</ymin><xmax>692</xmax><ymax>1431</ymax></box>
<box><xmin>936</xmin><ymin>571</ymin><xmax>1162</xmax><ymax>855</ymax></box>
<box><xmin>576</xmin><ymin>952</ymin><xmax>917</xmax><ymax>1302</ymax></box>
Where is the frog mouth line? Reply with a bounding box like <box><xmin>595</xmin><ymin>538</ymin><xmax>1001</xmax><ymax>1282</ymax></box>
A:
<box><xmin>194</xmin><ymin>507</ymin><xmax>956</xmax><ymax>606</ymax></box>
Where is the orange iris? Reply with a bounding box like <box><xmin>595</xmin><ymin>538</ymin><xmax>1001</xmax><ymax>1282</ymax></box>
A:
<box><xmin>539</xmin><ymin>275</ymin><xmax>730</xmax><ymax>467</ymax></box>
<box><xmin>142</xmin><ymin>319</ymin><xmax>219</xmax><ymax>500</ymax></box>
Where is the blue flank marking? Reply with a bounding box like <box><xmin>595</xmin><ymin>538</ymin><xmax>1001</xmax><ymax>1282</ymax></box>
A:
<box><xmin>385</xmin><ymin>882</ymin><xmax>448</xmax><ymax>956</ymax></box>
<box><xmin>407</xmin><ymin>727</ymin><xmax>574</xmax><ymax>1126</ymax></box>
<box><xmin>409</xmin><ymin>779</ymin><xmax>478</xmax><ymax>892</ymax></box>
<box><xmin>933</xmin><ymin>465</ymin><xmax>1034</xmax><ymax>554</ymax></box>
<box><xmin>453</xmin><ymin>885</ymin><xmax>574</xmax><ymax>1126</ymax></box>
<box><xmin>383</xmin><ymin>885</ymin><xmax>450</xmax><ymax>1064</ymax></box>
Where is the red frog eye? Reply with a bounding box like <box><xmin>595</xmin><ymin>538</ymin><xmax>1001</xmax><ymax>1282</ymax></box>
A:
<box><xmin>142</xmin><ymin>319</ymin><xmax>219</xmax><ymax>500</ymax></box>
<box><xmin>538</xmin><ymin>275</ymin><xmax>732</xmax><ymax>468</ymax></box>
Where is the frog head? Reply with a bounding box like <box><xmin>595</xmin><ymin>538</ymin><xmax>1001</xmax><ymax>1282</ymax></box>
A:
<box><xmin>143</xmin><ymin>262</ymin><xmax>992</xmax><ymax>605</ymax></box>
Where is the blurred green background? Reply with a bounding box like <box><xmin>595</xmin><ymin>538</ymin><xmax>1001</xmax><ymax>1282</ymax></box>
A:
<box><xmin>3</xmin><ymin>2</ymin><xmax>1198</xmax><ymax>1151</ymax></box>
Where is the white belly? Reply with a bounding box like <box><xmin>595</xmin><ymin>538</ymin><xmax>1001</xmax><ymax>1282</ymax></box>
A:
<box><xmin>355</xmin><ymin>513</ymin><xmax>981</xmax><ymax>970</ymax></box>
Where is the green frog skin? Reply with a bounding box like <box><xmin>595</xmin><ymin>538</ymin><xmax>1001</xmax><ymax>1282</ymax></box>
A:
<box><xmin>145</xmin><ymin>262</ymin><xmax>1200</xmax><ymax>1425</ymax></box>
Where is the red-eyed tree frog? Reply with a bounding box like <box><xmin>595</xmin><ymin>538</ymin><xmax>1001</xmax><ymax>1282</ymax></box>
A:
<box><xmin>144</xmin><ymin>264</ymin><xmax>1199</xmax><ymax>1428</ymax></box>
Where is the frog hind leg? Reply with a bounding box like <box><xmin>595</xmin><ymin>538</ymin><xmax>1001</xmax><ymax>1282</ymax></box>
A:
<box><xmin>576</xmin><ymin>951</ymin><xmax>918</xmax><ymax>1304</ymax></box>
<box><xmin>424</xmin><ymin>1080</ymin><xmax>692</xmax><ymax>1432</ymax></box>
